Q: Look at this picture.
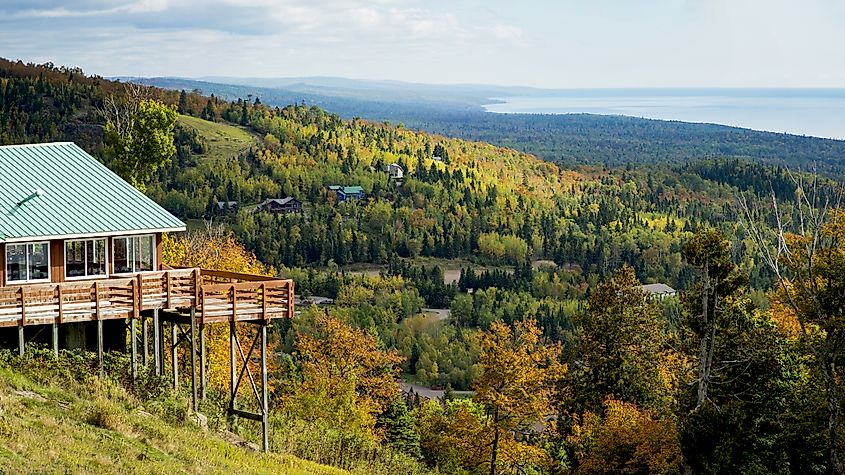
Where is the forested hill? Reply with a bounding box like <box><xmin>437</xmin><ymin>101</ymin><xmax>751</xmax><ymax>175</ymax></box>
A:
<box><xmin>0</xmin><ymin>58</ymin><xmax>782</xmax><ymax>293</ymax></box>
<box><xmin>131</xmin><ymin>75</ymin><xmax>845</xmax><ymax>177</ymax></box>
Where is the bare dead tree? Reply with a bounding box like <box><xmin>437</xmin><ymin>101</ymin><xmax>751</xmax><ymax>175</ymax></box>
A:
<box><xmin>740</xmin><ymin>170</ymin><xmax>845</xmax><ymax>474</ymax></box>
<box><xmin>98</xmin><ymin>82</ymin><xmax>149</xmax><ymax>136</ymax></box>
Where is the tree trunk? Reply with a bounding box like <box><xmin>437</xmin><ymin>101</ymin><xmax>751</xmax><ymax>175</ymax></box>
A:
<box><xmin>696</xmin><ymin>267</ymin><xmax>711</xmax><ymax>409</ymax></box>
<box><xmin>823</xmin><ymin>357</ymin><xmax>843</xmax><ymax>474</ymax></box>
<box><xmin>490</xmin><ymin>409</ymin><xmax>500</xmax><ymax>475</ymax></box>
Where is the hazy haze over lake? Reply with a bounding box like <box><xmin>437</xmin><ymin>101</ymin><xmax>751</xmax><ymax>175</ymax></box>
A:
<box><xmin>483</xmin><ymin>89</ymin><xmax>845</xmax><ymax>140</ymax></box>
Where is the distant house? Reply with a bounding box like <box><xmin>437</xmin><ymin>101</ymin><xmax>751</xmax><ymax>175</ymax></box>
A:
<box><xmin>384</xmin><ymin>163</ymin><xmax>404</xmax><ymax>179</ymax></box>
<box><xmin>216</xmin><ymin>201</ymin><xmax>238</xmax><ymax>214</ymax></box>
<box><xmin>328</xmin><ymin>186</ymin><xmax>365</xmax><ymax>202</ymax></box>
<box><xmin>258</xmin><ymin>197</ymin><xmax>302</xmax><ymax>214</ymax></box>
<box><xmin>431</xmin><ymin>155</ymin><xmax>443</xmax><ymax>162</ymax></box>
<box><xmin>640</xmin><ymin>283</ymin><xmax>677</xmax><ymax>299</ymax></box>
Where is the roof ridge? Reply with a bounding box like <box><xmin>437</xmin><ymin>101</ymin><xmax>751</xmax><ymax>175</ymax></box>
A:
<box><xmin>0</xmin><ymin>141</ymin><xmax>74</xmax><ymax>149</ymax></box>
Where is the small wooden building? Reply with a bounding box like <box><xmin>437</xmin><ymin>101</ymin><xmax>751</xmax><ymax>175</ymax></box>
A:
<box><xmin>327</xmin><ymin>185</ymin><xmax>365</xmax><ymax>202</ymax></box>
<box><xmin>216</xmin><ymin>201</ymin><xmax>239</xmax><ymax>214</ymax></box>
<box><xmin>640</xmin><ymin>283</ymin><xmax>677</xmax><ymax>300</ymax></box>
<box><xmin>384</xmin><ymin>163</ymin><xmax>404</xmax><ymax>179</ymax></box>
<box><xmin>258</xmin><ymin>197</ymin><xmax>302</xmax><ymax>214</ymax></box>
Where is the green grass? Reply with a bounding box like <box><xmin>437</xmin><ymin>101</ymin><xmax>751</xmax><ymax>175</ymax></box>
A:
<box><xmin>178</xmin><ymin>114</ymin><xmax>257</xmax><ymax>162</ymax></box>
<box><xmin>0</xmin><ymin>353</ymin><xmax>348</xmax><ymax>475</ymax></box>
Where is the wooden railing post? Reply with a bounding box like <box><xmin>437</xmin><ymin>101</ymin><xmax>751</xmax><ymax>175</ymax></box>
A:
<box><xmin>231</xmin><ymin>285</ymin><xmax>237</xmax><ymax>323</ymax></box>
<box><xmin>57</xmin><ymin>284</ymin><xmax>64</xmax><ymax>324</ymax></box>
<box><xmin>194</xmin><ymin>269</ymin><xmax>200</xmax><ymax>307</ymax></box>
<box><xmin>136</xmin><ymin>274</ymin><xmax>144</xmax><ymax>310</ymax></box>
<box><xmin>288</xmin><ymin>281</ymin><xmax>295</xmax><ymax>318</ymax></box>
<box><xmin>19</xmin><ymin>287</ymin><xmax>27</xmax><ymax>327</ymax></box>
<box><xmin>166</xmin><ymin>271</ymin><xmax>172</xmax><ymax>309</ymax></box>
<box><xmin>261</xmin><ymin>283</ymin><xmax>267</xmax><ymax>321</ymax></box>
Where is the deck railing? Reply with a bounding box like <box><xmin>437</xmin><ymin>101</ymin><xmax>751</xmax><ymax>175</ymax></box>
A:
<box><xmin>0</xmin><ymin>268</ymin><xmax>294</xmax><ymax>328</ymax></box>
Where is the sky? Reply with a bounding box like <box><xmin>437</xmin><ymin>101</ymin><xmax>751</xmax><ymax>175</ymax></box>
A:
<box><xmin>1</xmin><ymin>0</ymin><xmax>844</xmax><ymax>88</ymax></box>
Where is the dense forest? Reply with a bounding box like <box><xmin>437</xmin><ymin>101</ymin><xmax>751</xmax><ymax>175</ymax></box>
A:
<box><xmin>3</xmin><ymin>58</ymin><xmax>845</xmax><ymax>474</ymax></box>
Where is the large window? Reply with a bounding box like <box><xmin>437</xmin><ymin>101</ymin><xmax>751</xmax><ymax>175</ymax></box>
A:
<box><xmin>65</xmin><ymin>239</ymin><xmax>107</xmax><ymax>279</ymax></box>
<box><xmin>5</xmin><ymin>242</ymin><xmax>50</xmax><ymax>283</ymax></box>
<box><xmin>112</xmin><ymin>235</ymin><xmax>155</xmax><ymax>273</ymax></box>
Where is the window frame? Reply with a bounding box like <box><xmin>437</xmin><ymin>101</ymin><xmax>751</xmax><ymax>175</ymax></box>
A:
<box><xmin>5</xmin><ymin>241</ymin><xmax>51</xmax><ymax>284</ymax></box>
<box><xmin>111</xmin><ymin>234</ymin><xmax>157</xmax><ymax>275</ymax></box>
<box><xmin>63</xmin><ymin>238</ymin><xmax>109</xmax><ymax>281</ymax></box>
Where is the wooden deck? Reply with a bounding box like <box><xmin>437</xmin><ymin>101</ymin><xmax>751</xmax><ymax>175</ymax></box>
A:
<box><xmin>0</xmin><ymin>268</ymin><xmax>294</xmax><ymax>328</ymax></box>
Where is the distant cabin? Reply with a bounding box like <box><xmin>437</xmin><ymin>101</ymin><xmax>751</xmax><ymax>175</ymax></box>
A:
<box><xmin>327</xmin><ymin>186</ymin><xmax>365</xmax><ymax>202</ymax></box>
<box><xmin>640</xmin><ymin>283</ymin><xmax>677</xmax><ymax>299</ymax></box>
<box><xmin>216</xmin><ymin>201</ymin><xmax>239</xmax><ymax>214</ymax></box>
<box><xmin>258</xmin><ymin>197</ymin><xmax>302</xmax><ymax>214</ymax></box>
<box><xmin>384</xmin><ymin>163</ymin><xmax>404</xmax><ymax>179</ymax></box>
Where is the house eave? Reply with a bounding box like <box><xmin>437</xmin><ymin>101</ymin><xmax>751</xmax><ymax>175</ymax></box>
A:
<box><xmin>0</xmin><ymin>226</ymin><xmax>186</xmax><ymax>243</ymax></box>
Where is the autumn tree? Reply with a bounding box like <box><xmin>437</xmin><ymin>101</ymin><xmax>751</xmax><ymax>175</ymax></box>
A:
<box><xmin>284</xmin><ymin>315</ymin><xmax>403</xmax><ymax>437</ymax></box>
<box><xmin>567</xmin><ymin>398</ymin><xmax>681</xmax><ymax>475</ymax></box>
<box><xmin>743</xmin><ymin>178</ymin><xmax>845</xmax><ymax>473</ymax></box>
<box><xmin>162</xmin><ymin>223</ymin><xmax>276</xmax><ymax>393</ymax></box>
<box><xmin>103</xmin><ymin>85</ymin><xmax>177</xmax><ymax>191</ymax></box>
<box><xmin>473</xmin><ymin>319</ymin><xmax>562</xmax><ymax>475</ymax></box>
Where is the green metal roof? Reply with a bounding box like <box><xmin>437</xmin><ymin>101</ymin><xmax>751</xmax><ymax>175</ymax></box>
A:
<box><xmin>328</xmin><ymin>185</ymin><xmax>364</xmax><ymax>194</ymax></box>
<box><xmin>0</xmin><ymin>142</ymin><xmax>185</xmax><ymax>243</ymax></box>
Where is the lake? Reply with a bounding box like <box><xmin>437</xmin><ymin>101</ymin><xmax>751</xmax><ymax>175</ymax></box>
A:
<box><xmin>482</xmin><ymin>89</ymin><xmax>845</xmax><ymax>140</ymax></box>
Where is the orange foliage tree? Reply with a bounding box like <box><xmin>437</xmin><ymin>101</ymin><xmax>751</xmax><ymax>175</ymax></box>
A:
<box><xmin>567</xmin><ymin>398</ymin><xmax>682</xmax><ymax>475</ymax></box>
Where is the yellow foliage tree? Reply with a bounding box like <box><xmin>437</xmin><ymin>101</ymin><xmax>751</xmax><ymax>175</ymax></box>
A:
<box><xmin>283</xmin><ymin>315</ymin><xmax>403</xmax><ymax>438</ymax></box>
<box><xmin>474</xmin><ymin>319</ymin><xmax>562</xmax><ymax>475</ymax></box>
<box><xmin>161</xmin><ymin>225</ymin><xmax>278</xmax><ymax>397</ymax></box>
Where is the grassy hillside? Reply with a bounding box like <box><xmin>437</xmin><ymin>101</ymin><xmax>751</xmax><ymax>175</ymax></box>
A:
<box><xmin>0</xmin><ymin>351</ymin><xmax>347</xmax><ymax>475</ymax></box>
<box><xmin>177</xmin><ymin>114</ymin><xmax>257</xmax><ymax>161</ymax></box>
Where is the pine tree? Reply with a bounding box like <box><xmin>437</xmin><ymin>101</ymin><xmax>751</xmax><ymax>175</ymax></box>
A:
<box><xmin>376</xmin><ymin>399</ymin><xmax>422</xmax><ymax>459</ymax></box>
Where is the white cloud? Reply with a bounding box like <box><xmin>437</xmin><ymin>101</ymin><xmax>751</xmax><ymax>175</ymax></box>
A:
<box><xmin>0</xmin><ymin>0</ymin><xmax>843</xmax><ymax>87</ymax></box>
<box><xmin>489</xmin><ymin>23</ymin><xmax>522</xmax><ymax>40</ymax></box>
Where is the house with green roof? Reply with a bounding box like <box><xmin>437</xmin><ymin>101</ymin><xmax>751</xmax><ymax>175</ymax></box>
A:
<box><xmin>327</xmin><ymin>185</ymin><xmax>365</xmax><ymax>202</ymax></box>
<box><xmin>0</xmin><ymin>142</ymin><xmax>185</xmax><ymax>287</ymax></box>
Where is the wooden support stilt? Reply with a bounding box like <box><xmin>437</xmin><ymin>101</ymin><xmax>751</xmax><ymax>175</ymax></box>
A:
<box><xmin>130</xmin><ymin>318</ymin><xmax>138</xmax><ymax>383</ymax></box>
<box><xmin>52</xmin><ymin>322</ymin><xmax>59</xmax><ymax>357</ymax></box>
<box><xmin>171</xmin><ymin>322</ymin><xmax>179</xmax><ymax>390</ymax></box>
<box><xmin>200</xmin><ymin>324</ymin><xmax>207</xmax><ymax>400</ymax></box>
<box><xmin>142</xmin><ymin>316</ymin><xmax>149</xmax><ymax>368</ymax></box>
<box><xmin>97</xmin><ymin>319</ymin><xmax>104</xmax><ymax>378</ymax></box>
<box><xmin>260</xmin><ymin>322</ymin><xmax>269</xmax><ymax>452</ymax></box>
<box><xmin>153</xmin><ymin>309</ymin><xmax>162</xmax><ymax>376</ymax></box>
<box><xmin>18</xmin><ymin>325</ymin><xmax>24</xmax><ymax>357</ymax></box>
<box><xmin>229</xmin><ymin>320</ymin><xmax>236</xmax><ymax>412</ymax></box>
<box><xmin>190</xmin><ymin>307</ymin><xmax>198</xmax><ymax>412</ymax></box>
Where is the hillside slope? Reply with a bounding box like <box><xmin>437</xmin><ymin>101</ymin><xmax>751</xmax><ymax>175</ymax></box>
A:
<box><xmin>0</xmin><ymin>352</ymin><xmax>347</xmax><ymax>475</ymax></box>
<box><xmin>177</xmin><ymin>114</ymin><xmax>257</xmax><ymax>162</ymax></box>
<box><xmin>131</xmin><ymin>75</ymin><xmax>845</xmax><ymax>176</ymax></box>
